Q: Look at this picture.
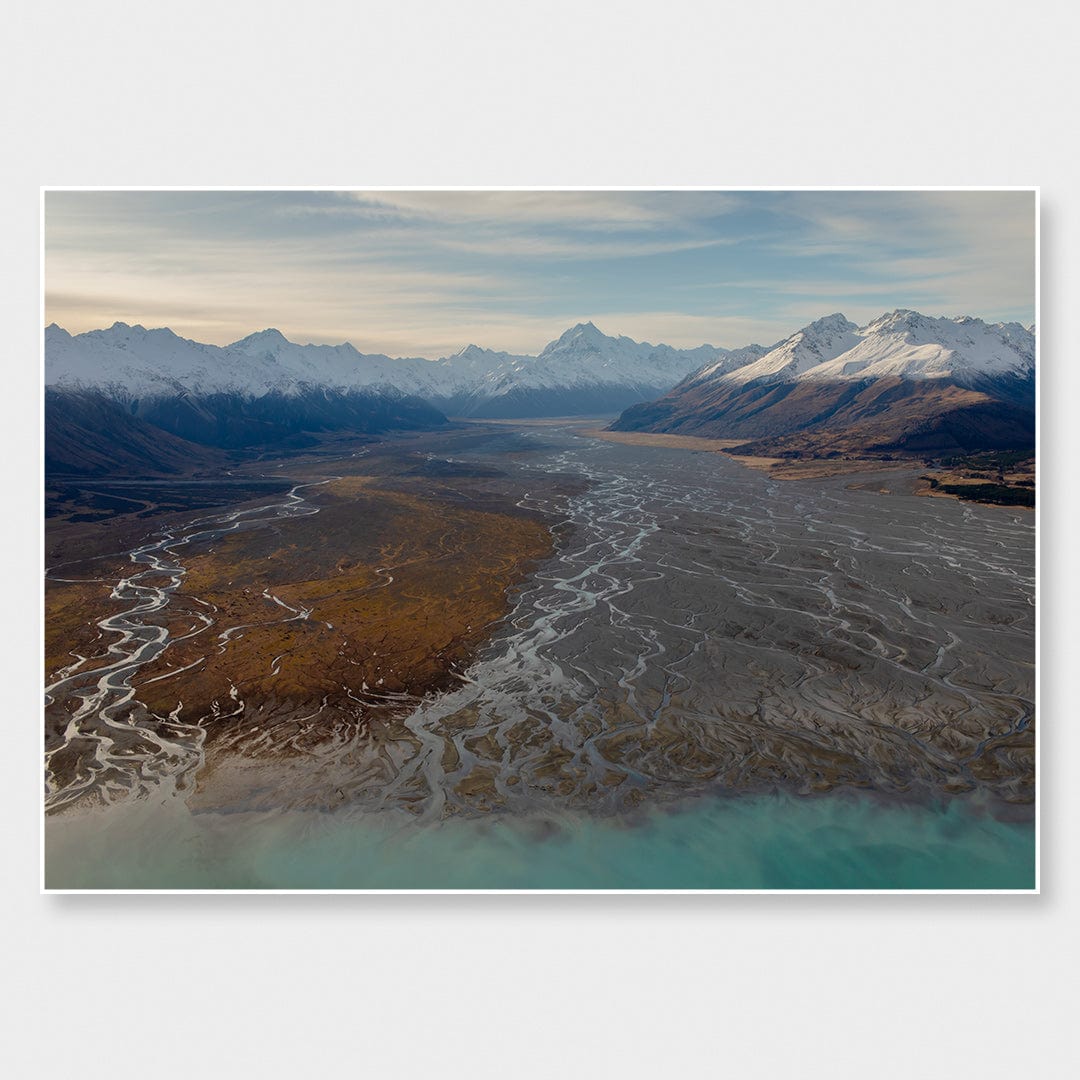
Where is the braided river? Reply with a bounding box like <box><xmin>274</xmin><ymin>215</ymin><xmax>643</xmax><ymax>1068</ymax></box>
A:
<box><xmin>45</xmin><ymin>424</ymin><xmax>1036</xmax><ymax>888</ymax></box>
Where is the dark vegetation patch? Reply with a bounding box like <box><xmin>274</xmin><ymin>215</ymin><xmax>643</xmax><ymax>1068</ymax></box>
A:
<box><xmin>938</xmin><ymin>449</ymin><xmax>1035</xmax><ymax>471</ymax></box>
<box><xmin>46</xmin><ymin>478</ymin><xmax>295</xmax><ymax>520</ymax></box>
<box><xmin>936</xmin><ymin>482</ymin><xmax>1035</xmax><ymax>507</ymax></box>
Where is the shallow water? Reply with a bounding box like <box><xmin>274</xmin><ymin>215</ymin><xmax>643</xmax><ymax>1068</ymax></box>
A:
<box><xmin>45</xmin><ymin>789</ymin><xmax>1034</xmax><ymax>889</ymax></box>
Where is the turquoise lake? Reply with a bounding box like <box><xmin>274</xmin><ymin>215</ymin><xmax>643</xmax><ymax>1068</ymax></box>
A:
<box><xmin>45</xmin><ymin>791</ymin><xmax>1035</xmax><ymax>890</ymax></box>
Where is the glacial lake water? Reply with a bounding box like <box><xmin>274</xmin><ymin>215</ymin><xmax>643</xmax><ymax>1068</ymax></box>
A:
<box><xmin>45</xmin><ymin>788</ymin><xmax>1033</xmax><ymax>890</ymax></box>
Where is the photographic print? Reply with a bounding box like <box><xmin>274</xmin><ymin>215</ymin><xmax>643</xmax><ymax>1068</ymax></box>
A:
<box><xmin>42</xmin><ymin>189</ymin><xmax>1036</xmax><ymax>890</ymax></box>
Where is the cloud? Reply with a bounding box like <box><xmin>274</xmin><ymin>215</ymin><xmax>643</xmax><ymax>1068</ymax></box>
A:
<box><xmin>44</xmin><ymin>189</ymin><xmax>1036</xmax><ymax>356</ymax></box>
<box><xmin>337</xmin><ymin>190</ymin><xmax>744</xmax><ymax>230</ymax></box>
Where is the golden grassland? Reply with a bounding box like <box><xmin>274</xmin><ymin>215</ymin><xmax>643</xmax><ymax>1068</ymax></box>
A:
<box><xmin>45</xmin><ymin>579</ymin><xmax>125</xmax><ymax>679</ymax></box>
<box><xmin>154</xmin><ymin>478</ymin><xmax>548</xmax><ymax>715</ymax></box>
<box><xmin>45</xmin><ymin>465</ymin><xmax>553</xmax><ymax>726</ymax></box>
<box><xmin>579</xmin><ymin>429</ymin><xmax>750</xmax><ymax>452</ymax></box>
<box><xmin>722</xmin><ymin>454</ymin><xmax>906</xmax><ymax>481</ymax></box>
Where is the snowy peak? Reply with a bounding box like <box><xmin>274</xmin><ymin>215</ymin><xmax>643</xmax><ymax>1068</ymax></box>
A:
<box><xmin>802</xmin><ymin>311</ymin><xmax>1034</xmax><ymax>383</ymax></box>
<box><xmin>723</xmin><ymin>313</ymin><xmax>861</xmax><ymax>386</ymax></box>
<box><xmin>863</xmin><ymin>308</ymin><xmax>929</xmax><ymax>334</ymax></box>
<box><xmin>96</xmin><ymin>321</ymin><xmax>184</xmax><ymax>342</ymax></box>
<box><xmin>231</xmin><ymin>327</ymin><xmax>290</xmax><ymax>353</ymax></box>
<box><xmin>708</xmin><ymin>310</ymin><xmax>1033</xmax><ymax>390</ymax></box>
<box><xmin>540</xmin><ymin>321</ymin><xmax>615</xmax><ymax>356</ymax></box>
<box><xmin>610</xmin><ymin>308</ymin><xmax>1035</xmax><ymax>450</ymax></box>
<box><xmin>514</xmin><ymin>322</ymin><xmax>733</xmax><ymax>394</ymax></box>
<box><xmin>786</xmin><ymin>313</ymin><xmax>860</xmax><ymax>354</ymax></box>
<box><xmin>805</xmin><ymin>313</ymin><xmax>859</xmax><ymax>335</ymax></box>
<box><xmin>449</xmin><ymin>343</ymin><xmax>517</xmax><ymax>363</ymax></box>
<box><xmin>90</xmin><ymin>322</ymin><xmax>150</xmax><ymax>342</ymax></box>
<box><xmin>680</xmin><ymin>343</ymin><xmax>771</xmax><ymax>387</ymax></box>
<box><xmin>47</xmin><ymin>324</ymin><xmax>365</xmax><ymax>400</ymax></box>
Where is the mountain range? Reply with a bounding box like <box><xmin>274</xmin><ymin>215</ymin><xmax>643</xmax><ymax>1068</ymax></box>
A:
<box><xmin>610</xmin><ymin>310</ymin><xmax>1035</xmax><ymax>458</ymax></box>
<box><xmin>44</xmin><ymin>320</ymin><xmax>731</xmax><ymax>474</ymax></box>
<box><xmin>45</xmin><ymin>310</ymin><xmax>1036</xmax><ymax>476</ymax></box>
<box><xmin>46</xmin><ymin>319</ymin><xmax>722</xmax><ymax>419</ymax></box>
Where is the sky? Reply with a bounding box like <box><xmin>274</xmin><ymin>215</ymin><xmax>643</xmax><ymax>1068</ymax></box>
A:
<box><xmin>44</xmin><ymin>189</ymin><xmax>1036</xmax><ymax>358</ymax></box>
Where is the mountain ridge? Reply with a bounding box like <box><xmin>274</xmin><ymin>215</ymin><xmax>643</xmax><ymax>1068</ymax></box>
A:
<box><xmin>46</xmin><ymin>319</ymin><xmax>736</xmax><ymax>419</ymax></box>
<box><xmin>609</xmin><ymin>310</ymin><xmax>1035</xmax><ymax>458</ymax></box>
<box><xmin>46</xmin><ymin>309</ymin><xmax>1036</xmax><ymax>456</ymax></box>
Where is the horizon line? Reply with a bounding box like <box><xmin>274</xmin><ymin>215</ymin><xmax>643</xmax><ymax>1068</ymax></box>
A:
<box><xmin>43</xmin><ymin>306</ymin><xmax>1037</xmax><ymax>362</ymax></box>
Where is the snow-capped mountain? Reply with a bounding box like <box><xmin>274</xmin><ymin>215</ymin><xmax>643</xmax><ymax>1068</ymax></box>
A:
<box><xmin>48</xmin><ymin>309</ymin><xmax>1034</xmax><ymax>467</ymax></box>
<box><xmin>674</xmin><ymin>344</ymin><xmax>773</xmax><ymax>390</ymax></box>
<box><xmin>799</xmin><ymin>310</ymin><xmax>1033</xmax><ymax>384</ymax></box>
<box><xmin>45</xmin><ymin>320</ymin><xmax>739</xmax><ymax>421</ymax></box>
<box><xmin>45</xmin><ymin>318</ymin><xmax>753</xmax><ymax>469</ymax></box>
<box><xmin>610</xmin><ymin>310</ymin><xmax>1036</xmax><ymax>457</ymax></box>
<box><xmin>722</xmin><ymin>314</ymin><xmax>862</xmax><ymax>386</ymax></box>
<box><xmin>441</xmin><ymin>322</ymin><xmax>734</xmax><ymax>417</ymax></box>
<box><xmin>46</xmin><ymin>322</ymin><xmax>448</xmax><ymax>400</ymax></box>
<box><xmin>44</xmin><ymin>322</ymin><xmax>451</xmax><ymax>461</ymax></box>
<box><xmin>693</xmin><ymin>309</ymin><xmax>1033</xmax><ymax>393</ymax></box>
<box><xmin>529</xmin><ymin>321</ymin><xmax>720</xmax><ymax>390</ymax></box>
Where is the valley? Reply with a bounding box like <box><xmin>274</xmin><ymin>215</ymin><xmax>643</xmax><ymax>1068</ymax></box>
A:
<box><xmin>42</xmin><ymin>300</ymin><xmax>1037</xmax><ymax>888</ymax></box>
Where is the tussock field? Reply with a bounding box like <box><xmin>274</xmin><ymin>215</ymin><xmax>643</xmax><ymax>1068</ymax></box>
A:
<box><xmin>44</xmin><ymin>428</ymin><xmax>563</xmax><ymax>811</ymax></box>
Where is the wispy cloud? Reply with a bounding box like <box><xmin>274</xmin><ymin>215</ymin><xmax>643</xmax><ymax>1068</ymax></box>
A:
<box><xmin>44</xmin><ymin>189</ymin><xmax>1036</xmax><ymax>355</ymax></box>
<box><xmin>338</xmin><ymin>190</ymin><xmax>744</xmax><ymax>230</ymax></box>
